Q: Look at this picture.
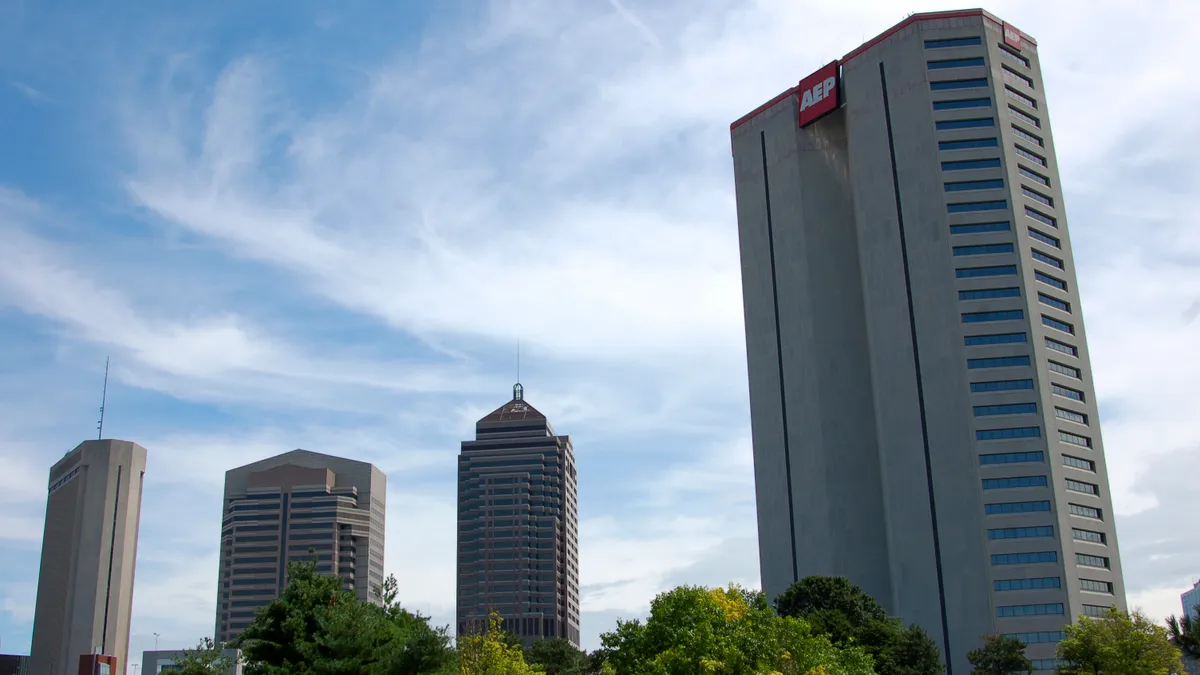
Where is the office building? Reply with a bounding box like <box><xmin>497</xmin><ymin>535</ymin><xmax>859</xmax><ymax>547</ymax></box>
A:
<box><xmin>214</xmin><ymin>450</ymin><xmax>386</xmax><ymax>644</ymax></box>
<box><xmin>457</xmin><ymin>384</ymin><xmax>580</xmax><ymax>647</ymax></box>
<box><xmin>29</xmin><ymin>439</ymin><xmax>147</xmax><ymax>675</ymax></box>
<box><xmin>142</xmin><ymin>648</ymin><xmax>242</xmax><ymax>674</ymax></box>
<box><xmin>731</xmin><ymin>10</ymin><xmax>1125</xmax><ymax>673</ymax></box>
<box><xmin>1183</xmin><ymin>580</ymin><xmax>1200</xmax><ymax>618</ymax></box>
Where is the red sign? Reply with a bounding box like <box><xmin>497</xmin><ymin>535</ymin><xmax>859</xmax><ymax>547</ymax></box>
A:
<box><xmin>798</xmin><ymin>61</ymin><xmax>840</xmax><ymax>127</ymax></box>
<box><xmin>1003</xmin><ymin>23</ymin><xmax>1022</xmax><ymax>49</ymax></box>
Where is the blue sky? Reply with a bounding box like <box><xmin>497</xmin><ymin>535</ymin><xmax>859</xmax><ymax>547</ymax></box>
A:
<box><xmin>1</xmin><ymin>0</ymin><xmax>1198</xmax><ymax>668</ymax></box>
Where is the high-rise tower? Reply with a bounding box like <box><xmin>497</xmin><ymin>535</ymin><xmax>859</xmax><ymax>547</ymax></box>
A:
<box><xmin>30</xmin><ymin>439</ymin><xmax>147</xmax><ymax>675</ymax></box>
<box><xmin>731</xmin><ymin>10</ymin><xmax>1124</xmax><ymax>674</ymax></box>
<box><xmin>214</xmin><ymin>450</ymin><xmax>386</xmax><ymax>644</ymax></box>
<box><xmin>456</xmin><ymin>384</ymin><xmax>580</xmax><ymax>647</ymax></box>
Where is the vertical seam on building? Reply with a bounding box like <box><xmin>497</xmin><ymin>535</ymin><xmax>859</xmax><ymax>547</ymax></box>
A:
<box><xmin>879</xmin><ymin>62</ymin><xmax>954</xmax><ymax>674</ymax></box>
<box><xmin>101</xmin><ymin>465</ymin><xmax>122</xmax><ymax>654</ymax></box>
<box><xmin>759</xmin><ymin>130</ymin><xmax>800</xmax><ymax>584</ymax></box>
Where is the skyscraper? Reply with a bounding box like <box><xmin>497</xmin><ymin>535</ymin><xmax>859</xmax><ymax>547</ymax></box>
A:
<box><xmin>30</xmin><ymin>439</ymin><xmax>147</xmax><ymax>675</ymax></box>
<box><xmin>457</xmin><ymin>384</ymin><xmax>580</xmax><ymax>647</ymax></box>
<box><xmin>214</xmin><ymin>449</ymin><xmax>386</xmax><ymax>644</ymax></box>
<box><xmin>1183</xmin><ymin>580</ymin><xmax>1200</xmax><ymax>619</ymax></box>
<box><xmin>731</xmin><ymin>10</ymin><xmax>1124</xmax><ymax>673</ymax></box>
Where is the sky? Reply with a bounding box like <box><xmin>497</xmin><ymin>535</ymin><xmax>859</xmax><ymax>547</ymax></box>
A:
<box><xmin>0</xmin><ymin>0</ymin><xmax>1198</xmax><ymax>668</ymax></box>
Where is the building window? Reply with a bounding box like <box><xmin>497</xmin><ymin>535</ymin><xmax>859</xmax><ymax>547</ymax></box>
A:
<box><xmin>936</xmin><ymin>117</ymin><xmax>996</xmax><ymax>130</ymax></box>
<box><xmin>1004</xmin><ymin>631</ymin><xmax>1065</xmax><ymax>644</ymax></box>
<box><xmin>1045</xmin><ymin>336</ymin><xmax>1077</xmax><ymax>356</ymax></box>
<box><xmin>1047</xmin><ymin>360</ymin><xmax>1081</xmax><ymax>379</ymax></box>
<box><xmin>925</xmin><ymin>36</ymin><xmax>983</xmax><ymax>48</ymax></box>
<box><xmin>1072</xmin><ymin>528</ymin><xmax>1106</xmax><ymax>544</ymax></box>
<box><xmin>974</xmin><ymin>402</ymin><xmax>1037</xmax><ymax>417</ymax></box>
<box><xmin>931</xmin><ymin>78</ymin><xmax>990</xmax><ymax>91</ymax></box>
<box><xmin>948</xmin><ymin>200</ymin><xmax>1008</xmax><ymax>212</ymax></box>
<box><xmin>963</xmin><ymin>309</ymin><xmax>1024</xmax><ymax>323</ymax></box>
<box><xmin>986</xmin><ymin>500</ymin><xmax>1051</xmax><ymax>514</ymax></box>
<box><xmin>1002</xmin><ymin>65</ymin><xmax>1035</xmax><ymax>89</ymax></box>
<box><xmin>943</xmin><ymin>158</ymin><xmax>1003</xmax><ymax>171</ymax></box>
<box><xmin>960</xmin><ymin>287</ymin><xmax>1021</xmax><ymax>301</ymax></box>
<box><xmin>1008</xmin><ymin>104</ymin><xmax>1039</xmax><ymax>127</ymax></box>
<box><xmin>1062</xmin><ymin>454</ymin><xmax>1096</xmax><ymax>472</ymax></box>
<box><xmin>1077</xmin><ymin>553</ymin><xmax>1110</xmax><ymax>569</ymax></box>
<box><xmin>1011</xmin><ymin>124</ymin><xmax>1044</xmax><ymax>147</ymax></box>
<box><xmin>1032</xmin><ymin>250</ymin><xmax>1065</xmax><ymax>269</ymax></box>
<box><xmin>1059</xmin><ymin>431</ymin><xmax>1093</xmax><ymax>449</ymax></box>
<box><xmin>934</xmin><ymin>98</ymin><xmax>994</xmax><ymax>111</ymax></box>
<box><xmin>1031</xmin><ymin>660</ymin><xmax>1064</xmax><ymax>671</ymax></box>
<box><xmin>957</xmin><ymin>265</ymin><xmax>1018</xmax><ymax>278</ymax></box>
<box><xmin>1025</xmin><ymin>206</ymin><xmax>1058</xmax><ymax>228</ymax></box>
<box><xmin>979</xmin><ymin>451</ymin><xmax>1044</xmax><ymax>465</ymax></box>
<box><xmin>971</xmin><ymin>379</ymin><xmax>1034</xmax><ymax>393</ymax></box>
<box><xmin>928</xmin><ymin>57</ymin><xmax>987</xmax><ymax>69</ymax></box>
<box><xmin>1052</xmin><ymin>384</ymin><xmax>1085</xmax><ymax>402</ymax></box>
<box><xmin>1005</xmin><ymin>86</ymin><xmax>1038</xmax><ymax>109</ymax></box>
<box><xmin>1028</xmin><ymin>228</ymin><xmax>1061</xmax><ymax>249</ymax></box>
<box><xmin>1042</xmin><ymin>315</ymin><xmax>1074</xmax><ymax>334</ymax></box>
<box><xmin>1080</xmin><ymin>579</ymin><xmax>1114</xmax><ymax>594</ymax></box>
<box><xmin>1082</xmin><ymin>605</ymin><xmax>1112</xmax><ymax>617</ymax></box>
<box><xmin>951</xmin><ymin>221</ymin><xmax>1010</xmax><ymax>235</ymax></box>
<box><xmin>1039</xmin><ymin>294</ymin><xmax>1071</xmax><ymax>314</ymax></box>
<box><xmin>1069</xmin><ymin>503</ymin><xmax>1103</xmax><ymax>520</ymax></box>
<box><xmin>982</xmin><ymin>475</ymin><xmax>1048</xmax><ymax>488</ymax></box>
<box><xmin>946</xmin><ymin>178</ymin><xmax>1005</xmax><ymax>191</ymax></box>
<box><xmin>992</xmin><ymin>551</ymin><xmax>1057</xmax><ymax>565</ymax></box>
<box><xmin>1014</xmin><ymin>145</ymin><xmax>1047</xmax><ymax>167</ymax></box>
<box><xmin>1019</xmin><ymin>166</ymin><xmax>1051</xmax><ymax>187</ymax></box>
<box><xmin>1055</xmin><ymin>407</ymin><xmax>1088</xmax><ymax>425</ymax></box>
<box><xmin>965</xmin><ymin>332</ymin><xmax>1027</xmax><ymax>346</ymax></box>
<box><xmin>998</xmin><ymin>603</ymin><xmax>1065</xmax><ymax>618</ymax></box>
<box><xmin>989</xmin><ymin>525</ymin><xmax>1054</xmax><ymax>540</ymax></box>
<box><xmin>954</xmin><ymin>242</ymin><xmax>1014</xmax><ymax>256</ymax></box>
<box><xmin>968</xmin><ymin>355</ymin><xmax>1031</xmax><ymax>369</ymax></box>
<box><xmin>1065</xmin><ymin>478</ymin><xmax>1099</xmax><ymax>495</ymax></box>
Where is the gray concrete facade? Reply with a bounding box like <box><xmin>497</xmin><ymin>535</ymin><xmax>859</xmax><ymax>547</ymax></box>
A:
<box><xmin>457</xmin><ymin>384</ymin><xmax>581</xmax><ymax>647</ymax></box>
<box><xmin>29</xmin><ymin>439</ymin><xmax>147</xmax><ymax>675</ymax></box>
<box><xmin>214</xmin><ymin>450</ymin><xmax>386</xmax><ymax>644</ymax></box>
<box><xmin>732</xmin><ymin>10</ymin><xmax>1125</xmax><ymax>674</ymax></box>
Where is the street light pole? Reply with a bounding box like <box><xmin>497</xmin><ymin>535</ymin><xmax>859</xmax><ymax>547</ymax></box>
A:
<box><xmin>153</xmin><ymin>633</ymin><xmax>160</xmax><ymax>651</ymax></box>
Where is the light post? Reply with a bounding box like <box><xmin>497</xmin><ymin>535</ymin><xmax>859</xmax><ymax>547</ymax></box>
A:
<box><xmin>153</xmin><ymin>632</ymin><xmax>160</xmax><ymax>651</ymax></box>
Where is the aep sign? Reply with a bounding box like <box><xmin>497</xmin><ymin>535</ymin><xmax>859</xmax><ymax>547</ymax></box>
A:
<box><xmin>1003</xmin><ymin>23</ymin><xmax>1023</xmax><ymax>50</ymax></box>
<box><xmin>798</xmin><ymin>61</ymin><xmax>840</xmax><ymax>128</ymax></box>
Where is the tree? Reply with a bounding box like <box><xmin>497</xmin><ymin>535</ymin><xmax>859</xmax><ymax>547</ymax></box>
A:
<box><xmin>458</xmin><ymin>612</ymin><xmax>543</xmax><ymax>675</ymax></box>
<box><xmin>168</xmin><ymin>637</ymin><xmax>238</xmax><ymax>674</ymax></box>
<box><xmin>1056</xmin><ymin>607</ymin><xmax>1183</xmax><ymax>675</ymax></box>
<box><xmin>526</xmin><ymin>638</ymin><xmax>591</xmax><ymax>675</ymax></box>
<box><xmin>775</xmin><ymin>577</ymin><xmax>943</xmax><ymax>675</ymax></box>
<box><xmin>600</xmin><ymin>584</ymin><xmax>874</xmax><ymax>675</ymax></box>
<box><xmin>1167</xmin><ymin>608</ymin><xmax>1200</xmax><ymax>660</ymax></box>
<box><xmin>966</xmin><ymin>635</ymin><xmax>1031</xmax><ymax>675</ymax></box>
<box><xmin>234</xmin><ymin>560</ymin><xmax>455</xmax><ymax>675</ymax></box>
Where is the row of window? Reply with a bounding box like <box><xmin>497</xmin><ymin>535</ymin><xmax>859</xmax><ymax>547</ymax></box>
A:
<box><xmin>998</xmin><ymin>603</ymin><xmax>1063</xmax><ymax>617</ymax></box>
<box><xmin>994</xmin><ymin>576</ymin><xmax>1059</xmax><ymax>591</ymax></box>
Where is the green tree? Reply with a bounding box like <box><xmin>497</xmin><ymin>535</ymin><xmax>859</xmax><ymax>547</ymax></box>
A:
<box><xmin>168</xmin><ymin>637</ymin><xmax>238</xmax><ymax>674</ymax></box>
<box><xmin>775</xmin><ymin>577</ymin><xmax>942</xmax><ymax>675</ymax></box>
<box><xmin>600</xmin><ymin>584</ymin><xmax>874</xmax><ymax>675</ymax></box>
<box><xmin>1167</xmin><ymin>608</ymin><xmax>1200</xmax><ymax>660</ymax></box>
<box><xmin>526</xmin><ymin>639</ymin><xmax>590</xmax><ymax>675</ymax></box>
<box><xmin>458</xmin><ymin>612</ymin><xmax>543</xmax><ymax>675</ymax></box>
<box><xmin>235</xmin><ymin>560</ymin><xmax>454</xmax><ymax>675</ymax></box>
<box><xmin>966</xmin><ymin>635</ymin><xmax>1031</xmax><ymax>675</ymax></box>
<box><xmin>1056</xmin><ymin>607</ymin><xmax>1183</xmax><ymax>675</ymax></box>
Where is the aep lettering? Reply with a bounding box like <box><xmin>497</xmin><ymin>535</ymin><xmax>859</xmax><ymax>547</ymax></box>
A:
<box><xmin>800</xmin><ymin>76</ymin><xmax>837</xmax><ymax>111</ymax></box>
<box><xmin>797</xmin><ymin>61</ymin><xmax>840</xmax><ymax>127</ymax></box>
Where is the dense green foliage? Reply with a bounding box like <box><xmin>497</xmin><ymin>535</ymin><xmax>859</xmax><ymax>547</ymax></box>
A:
<box><xmin>1167</xmin><ymin>607</ymin><xmax>1200</xmax><ymax>660</ymax></box>
<box><xmin>167</xmin><ymin>637</ymin><xmax>239</xmax><ymax>674</ymax></box>
<box><xmin>458</xmin><ymin>613</ymin><xmax>542</xmax><ymax>675</ymax></box>
<box><xmin>774</xmin><ymin>577</ymin><xmax>942</xmax><ymax>675</ymax></box>
<box><xmin>233</xmin><ymin>560</ymin><xmax>455</xmax><ymax>675</ymax></box>
<box><xmin>965</xmin><ymin>635</ymin><xmax>1030</xmax><ymax>675</ymax></box>
<box><xmin>525</xmin><ymin>638</ymin><xmax>594</xmax><ymax>675</ymax></box>
<box><xmin>1056</xmin><ymin>607</ymin><xmax>1182</xmax><ymax>675</ymax></box>
<box><xmin>599</xmin><ymin>584</ymin><xmax>875</xmax><ymax>675</ymax></box>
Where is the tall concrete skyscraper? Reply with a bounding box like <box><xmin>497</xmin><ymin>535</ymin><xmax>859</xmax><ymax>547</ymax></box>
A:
<box><xmin>214</xmin><ymin>450</ymin><xmax>386</xmax><ymax>644</ymax></box>
<box><xmin>457</xmin><ymin>384</ymin><xmax>580</xmax><ymax>647</ymax></box>
<box><xmin>731</xmin><ymin>10</ymin><xmax>1124</xmax><ymax>674</ymax></box>
<box><xmin>30</xmin><ymin>439</ymin><xmax>147</xmax><ymax>675</ymax></box>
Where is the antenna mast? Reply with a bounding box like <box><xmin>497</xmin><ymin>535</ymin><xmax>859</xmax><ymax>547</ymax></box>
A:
<box><xmin>517</xmin><ymin>339</ymin><xmax>521</xmax><ymax>384</ymax></box>
<box><xmin>97</xmin><ymin>357</ymin><xmax>109</xmax><ymax>440</ymax></box>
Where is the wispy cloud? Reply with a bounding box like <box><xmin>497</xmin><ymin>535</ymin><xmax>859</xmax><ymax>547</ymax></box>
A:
<box><xmin>9</xmin><ymin>81</ymin><xmax>44</xmax><ymax>102</ymax></box>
